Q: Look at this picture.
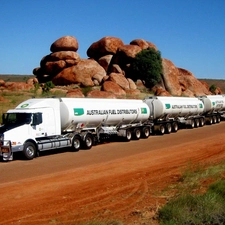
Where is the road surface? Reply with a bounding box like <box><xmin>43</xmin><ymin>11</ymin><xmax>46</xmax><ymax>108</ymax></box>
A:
<box><xmin>1</xmin><ymin>123</ymin><xmax>225</xmax><ymax>224</ymax></box>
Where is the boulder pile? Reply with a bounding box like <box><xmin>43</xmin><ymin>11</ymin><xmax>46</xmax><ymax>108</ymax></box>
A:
<box><xmin>32</xmin><ymin>35</ymin><xmax>221</xmax><ymax>98</ymax></box>
<box><xmin>0</xmin><ymin>78</ymin><xmax>38</xmax><ymax>91</ymax></box>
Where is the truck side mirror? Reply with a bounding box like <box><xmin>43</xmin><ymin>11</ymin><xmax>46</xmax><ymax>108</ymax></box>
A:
<box><xmin>32</xmin><ymin>113</ymin><xmax>42</xmax><ymax>125</ymax></box>
<box><xmin>2</xmin><ymin>113</ymin><xmax>7</xmax><ymax>125</ymax></box>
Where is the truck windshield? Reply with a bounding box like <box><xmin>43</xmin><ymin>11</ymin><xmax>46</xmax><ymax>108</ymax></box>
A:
<box><xmin>5</xmin><ymin>113</ymin><xmax>32</xmax><ymax>126</ymax></box>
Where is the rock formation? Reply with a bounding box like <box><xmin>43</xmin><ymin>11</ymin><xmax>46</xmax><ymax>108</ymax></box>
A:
<box><xmin>32</xmin><ymin>35</ymin><xmax>221</xmax><ymax>98</ymax></box>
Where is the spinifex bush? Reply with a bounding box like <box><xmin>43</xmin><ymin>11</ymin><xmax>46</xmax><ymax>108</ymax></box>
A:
<box><xmin>159</xmin><ymin>180</ymin><xmax>225</xmax><ymax>225</ymax></box>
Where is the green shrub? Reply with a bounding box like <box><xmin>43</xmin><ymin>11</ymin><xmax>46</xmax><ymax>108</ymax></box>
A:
<box><xmin>82</xmin><ymin>86</ymin><xmax>93</xmax><ymax>96</ymax></box>
<box><xmin>159</xmin><ymin>180</ymin><xmax>225</xmax><ymax>225</ymax></box>
<box><xmin>208</xmin><ymin>180</ymin><xmax>225</xmax><ymax>198</ymax></box>
<box><xmin>33</xmin><ymin>82</ymin><xmax>40</xmax><ymax>94</ymax></box>
<box><xmin>209</xmin><ymin>84</ymin><xmax>217</xmax><ymax>93</ymax></box>
<box><xmin>42</xmin><ymin>81</ymin><xmax>55</xmax><ymax>93</ymax></box>
<box><xmin>130</xmin><ymin>48</ymin><xmax>163</xmax><ymax>88</ymax></box>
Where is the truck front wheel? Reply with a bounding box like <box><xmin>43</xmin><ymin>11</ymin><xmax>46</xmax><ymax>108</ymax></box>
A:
<box><xmin>23</xmin><ymin>142</ymin><xmax>36</xmax><ymax>160</ymax></box>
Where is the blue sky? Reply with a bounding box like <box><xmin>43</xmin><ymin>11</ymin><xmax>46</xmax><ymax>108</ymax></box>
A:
<box><xmin>0</xmin><ymin>0</ymin><xmax>225</xmax><ymax>79</ymax></box>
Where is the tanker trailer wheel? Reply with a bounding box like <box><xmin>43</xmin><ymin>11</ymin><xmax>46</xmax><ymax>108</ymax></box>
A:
<box><xmin>132</xmin><ymin>128</ymin><xmax>141</xmax><ymax>140</ymax></box>
<box><xmin>83</xmin><ymin>133</ymin><xmax>93</xmax><ymax>149</ymax></box>
<box><xmin>159</xmin><ymin>124</ymin><xmax>165</xmax><ymax>135</ymax></box>
<box><xmin>23</xmin><ymin>142</ymin><xmax>36</xmax><ymax>160</ymax></box>
<box><xmin>217</xmin><ymin>115</ymin><xmax>221</xmax><ymax>123</ymax></box>
<box><xmin>188</xmin><ymin>119</ymin><xmax>195</xmax><ymax>129</ymax></box>
<box><xmin>199</xmin><ymin>118</ymin><xmax>205</xmax><ymax>127</ymax></box>
<box><xmin>213</xmin><ymin>115</ymin><xmax>217</xmax><ymax>124</ymax></box>
<box><xmin>165</xmin><ymin>123</ymin><xmax>172</xmax><ymax>134</ymax></box>
<box><xmin>172</xmin><ymin>122</ymin><xmax>178</xmax><ymax>132</ymax></box>
<box><xmin>206</xmin><ymin>116</ymin><xmax>213</xmax><ymax>125</ymax></box>
<box><xmin>125</xmin><ymin>129</ymin><xmax>132</xmax><ymax>142</ymax></box>
<box><xmin>72</xmin><ymin>135</ymin><xmax>81</xmax><ymax>151</ymax></box>
<box><xmin>142</xmin><ymin>127</ymin><xmax>150</xmax><ymax>138</ymax></box>
<box><xmin>195</xmin><ymin>119</ymin><xmax>200</xmax><ymax>128</ymax></box>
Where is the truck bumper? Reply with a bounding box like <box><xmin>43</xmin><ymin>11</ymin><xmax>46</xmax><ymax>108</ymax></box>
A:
<box><xmin>0</xmin><ymin>141</ymin><xmax>23</xmax><ymax>161</ymax></box>
<box><xmin>0</xmin><ymin>141</ymin><xmax>13</xmax><ymax>161</ymax></box>
<box><xmin>11</xmin><ymin>144</ymin><xmax>24</xmax><ymax>152</ymax></box>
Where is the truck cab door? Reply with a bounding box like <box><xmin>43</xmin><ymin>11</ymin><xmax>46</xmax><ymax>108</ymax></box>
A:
<box><xmin>31</xmin><ymin>108</ymin><xmax>57</xmax><ymax>137</ymax></box>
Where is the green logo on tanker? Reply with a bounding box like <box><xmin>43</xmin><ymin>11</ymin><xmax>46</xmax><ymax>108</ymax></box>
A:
<box><xmin>199</xmin><ymin>103</ymin><xmax>203</xmax><ymax>108</ymax></box>
<box><xmin>74</xmin><ymin>108</ymin><xmax>84</xmax><ymax>116</ymax></box>
<box><xmin>141</xmin><ymin>108</ymin><xmax>147</xmax><ymax>114</ymax></box>
<box><xmin>20</xmin><ymin>104</ymin><xmax>29</xmax><ymax>108</ymax></box>
<box><xmin>165</xmin><ymin>104</ymin><xmax>171</xmax><ymax>109</ymax></box>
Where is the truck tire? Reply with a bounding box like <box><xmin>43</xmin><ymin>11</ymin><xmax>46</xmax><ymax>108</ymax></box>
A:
<box><xmin>72</xmin><ymin>135</ymin><xmax>81</xmax><ymax>151</ymax></box>
<box><xmin>23</xmin><ymin>142</ymin><xmax>36</xmax><ymax>160</ymax></box>
<box><xmin>166</xmin><ymin>123</ymin><xmax>172</xmax><ymax>134</ymax></box>
<box><xmin>125</xmin><ymin>129</ymin><xmax>132</xmax><ymax>142</ymax></box>
<box><xmin>195</xmin><ymin>119</ymin><xmax>200</xmax><ymax>128</ymax></box>
<box><xmin>172</xmin><ymin>122</ymin><xmax>178</xmax><ymax>132</ymax></box>
<box><xmin>189</xmin><ymin>119</ymin><xmax>195</xmax><ymax>129</ymax></box>
<box><xmin>142</xmin><ymin>127</ymin><xmax>150</xmax><ymax>138</ymax></box>
<box><xmin>199</xmin><ymin>118</ymin><xmax>205</xmax><ymax>127</ymax></box>
<box><xmin>83</xmin><ymin>133</ymin><xmax>93</xmax><ymax>149</ymax></box>
<box><xmin>207</xmin><ymin>117</ymin><xmax>213</xmax><ymax>125</ymax></box>
<box><xmin>133</xmin><ymin>128</ymin><xmax>141</xmax><ymax>140</ymax></box>
<box><xmin>217</xmin><ymin>115</ymin><xmax>221</xmax><ymax>123</ymax></box>
<box><xmin>159</xmin><ymin>124</ymin><xmax>165</xmax><ymax>135</ymax></box>
<box><xmin>213</xmin><ymin>115</ymin><xmax>217</xmax><ymax>124</ymax></box>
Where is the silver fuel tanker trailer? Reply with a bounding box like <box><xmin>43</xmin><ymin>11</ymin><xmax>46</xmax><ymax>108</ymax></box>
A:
<box><xmin>144</xmin><ymin>96</ymin><xmax>205</xmax><ymax>134</ymax></box>
<box><xmin>198</xmin><ymin>95</ymin><xmax>225</xmax><ymax>124</ymax></box>
<box><xmin>0</xmin><ymin>98</ymin><xmax>152</xmax><ymax>161</ymax></box>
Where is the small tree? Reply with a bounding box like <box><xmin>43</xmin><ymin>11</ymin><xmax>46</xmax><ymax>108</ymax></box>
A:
<box><xmin>42</xmin><ymin>81</ymin><xmax>55</xmax><ymax>93</ymax></box>
<box><xmin>209</xmin><ymin>84</ymin><xmax>217</xmax><ymax>93</ymax></box>
<box><xmin>130</xmin><ymin>48</ymin><xmax>163</xmax><ymax>88</ymax></box>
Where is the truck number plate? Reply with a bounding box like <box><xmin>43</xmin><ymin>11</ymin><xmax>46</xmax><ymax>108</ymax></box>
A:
<box><xmin>1</xmin><ymin>148</ymin><xmax>9</xmax><ymax>153</ymax></box>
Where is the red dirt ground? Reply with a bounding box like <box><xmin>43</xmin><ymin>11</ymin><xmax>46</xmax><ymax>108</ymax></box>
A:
<box><xmin>1</xmin><ymin>123</ymin><xmax>225</xmax><ymax>225</ymax></box>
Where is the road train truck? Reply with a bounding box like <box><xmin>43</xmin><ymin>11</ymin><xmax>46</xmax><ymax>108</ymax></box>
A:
<box><xmin>0</xmin><ymin>98</ymin><xmax>152</xmax><ymax>161</ymax></box>
<box><xmin>143</xmin><ymin>96</ymin><xmax>205</xmax><ymax>134</ymax></box>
